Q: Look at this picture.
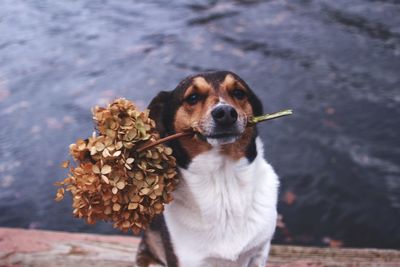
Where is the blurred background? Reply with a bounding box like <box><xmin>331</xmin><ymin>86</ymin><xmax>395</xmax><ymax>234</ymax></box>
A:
<box><xmin>0</xmin><ymin>0</ymin><xmax>399</xmax><ymax>249</ymax></box>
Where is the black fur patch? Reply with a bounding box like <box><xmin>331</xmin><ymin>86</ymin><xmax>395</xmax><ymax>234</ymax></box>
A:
<box><xmin>148</xmin><ymin>90</ymin><xmax>192</xmax><ymax>168</ymax></box>
<box><xmin>149</xmin><ymin>214</ymin><xmax>179</xmax><ymax>267</ymax></box>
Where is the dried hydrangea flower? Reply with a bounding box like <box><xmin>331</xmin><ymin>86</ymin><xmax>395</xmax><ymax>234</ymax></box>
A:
<box><xmin>56</xmin><ymin>98</ymin><xmax>178</xmax><ymax>234</ymax></box>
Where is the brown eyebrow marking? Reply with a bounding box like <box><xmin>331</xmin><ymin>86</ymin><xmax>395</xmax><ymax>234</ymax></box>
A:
<box><xmin>220</xmin><ymin>74</ymin><xmax>247</xmax><ymax>92</ymax></box>
<box><xmin>193</xmin><ymin>77</ymin><xmax>211</xmax><ymax>89</ymax></box>
<box><xmin>183</xmin><ymin>77</ymin><xmax>213</xmax><ymax>98</ymax></box>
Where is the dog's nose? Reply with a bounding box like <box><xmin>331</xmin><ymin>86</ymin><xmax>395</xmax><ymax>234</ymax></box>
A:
<box><xmin>211</xmin><ymin>105</ymin><xmax>238</xmax><ymax>126</ymax></box>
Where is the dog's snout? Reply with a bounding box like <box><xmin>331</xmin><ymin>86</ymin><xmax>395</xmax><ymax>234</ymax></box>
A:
<box><xmin>211</xmin><ymin>105</ymin><xmax>238</xmax><ymax>126</ymax></box>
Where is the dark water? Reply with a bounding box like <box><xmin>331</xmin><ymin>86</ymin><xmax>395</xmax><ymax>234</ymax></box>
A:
<box><xmin>0</xmin><ymin>0</ymin><xmax>399</xmax><ymax>249</ymax></box>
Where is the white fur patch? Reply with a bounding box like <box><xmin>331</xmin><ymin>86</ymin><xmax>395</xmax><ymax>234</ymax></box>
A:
<box><xmin>164</xmin><ymin>138</ymin><xmax>279</xmax><ymax>267</ymax></box>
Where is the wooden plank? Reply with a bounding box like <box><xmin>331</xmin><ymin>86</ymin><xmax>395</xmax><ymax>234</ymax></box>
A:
<box><xmin>268</xmin><ymin>245</ymin><xmax>400</xmax><ymax>267</ymax></box>
<box><xmin>0</xmin><ymin>227</ymin><xmax>399</xmax><ymax>267</ymax></box>
<box><xmin>0</xmin><ymin>227</ymin><xmax>138</xmax><ymax>267</ymax></box>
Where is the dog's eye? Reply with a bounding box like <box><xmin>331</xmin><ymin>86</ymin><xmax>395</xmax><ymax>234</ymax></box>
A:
<box><xmin>231</xmin><ymin>89</ymin><xmax>246</xmax><ymax>100</ymax></box>
<box><xmin>185</xmin><ymin>93</ymin><xmax>201</xmax><ymax>105</ymax></box>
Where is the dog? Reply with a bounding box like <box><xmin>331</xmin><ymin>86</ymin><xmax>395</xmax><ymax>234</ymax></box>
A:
<box><xmin>136</xmin><ymin>71</ymin><xmax>279</xmax><ymax>267</ymax></box>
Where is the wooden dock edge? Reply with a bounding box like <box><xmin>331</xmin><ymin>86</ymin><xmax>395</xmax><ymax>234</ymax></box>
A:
<box><xmin>0</xmin><ymin>227</ymin><xmax>399</xmax><ymax>267</ymax></box>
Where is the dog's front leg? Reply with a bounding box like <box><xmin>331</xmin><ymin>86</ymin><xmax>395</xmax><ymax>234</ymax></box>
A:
<box><xmin>247</xmin><ymin>241</ymin><xmax>271</xmax><ymax>267</ymax></box>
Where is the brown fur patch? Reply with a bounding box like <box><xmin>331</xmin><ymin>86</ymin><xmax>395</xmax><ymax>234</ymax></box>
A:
<box><xmin>192</xmin><ymin>76</ymin><xmax>212</xmax><ymax>93</ymax></box>
<box><xmin>219</xmin><ymin>74</ymin><xmax>253</xmax><ymax>118</ymax></box>
<box><xmin>221</xmin><ymin>74</ymin><xmax>237</xmax><ymax>89</ymax></box>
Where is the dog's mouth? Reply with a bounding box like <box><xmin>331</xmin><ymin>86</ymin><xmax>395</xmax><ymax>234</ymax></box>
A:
<box><xmin>204</xmin><ymin>132</ymin><xmax>240</xmax><ymax>139</ymax></box>
<box><xmin>194</xmin><ymin>130</ymin><xmax>242</xmax><ymax>146</ymax></box>
<box><xmin>207</xmin><ymin>134</ymin><xmax>241</xmax><ymax>146</ymax></box>
<box><xmin>193</xmin><ymin>114</ymin><xmax>247</xmax><ymax>146</ymax></box>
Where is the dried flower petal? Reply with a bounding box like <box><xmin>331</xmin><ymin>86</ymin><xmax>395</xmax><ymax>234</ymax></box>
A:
<box><xmin>61</xmin><ymin>161</ymin><xmax>70</xmax><ymax>169</ymax></box>
<box><xmin>55</xmin><ymin>188</ymin><xmax>64</xmax><ymax>201</ymax></box>
<box><xmin>92</xmin><ymin>165</ymin><xmax>100</xmax><ymax>174</ymax></box>
<box><xmin>116</xmin><ymin>181</ymin><xmax>125</xmax><ymax>190</ymax></box>
<box><xmin>128</xmin><ymin>202</ymin><xmax>139</xmax><ymax>210</ymax></box>
<box><xmin>102</xmin><ymin>149</ymin><xmax>111</xmax><ymax>158</ymax></box>
<box><xmin>101</xmin><ymin>175</ymin><xmax>110</xmax><ymax>184</ymax></box>
<box><xmin>113</xmin><ymin>203</ymin><xmax>121</xmax><ymax>212</ymax></box>
<box><xmin>95</xmin><ymin>142</ymin><xmax>105</xmax><ymax>151</ymax></box>
<box><xmin>164</xmin><ymin>147</ymin><xmax>173</xmax><ymax>155</ymax></box>
<box><xmin>101</xmin><ymin>165</ymin><xmax>112</xmax><ymax>174</ymax></box>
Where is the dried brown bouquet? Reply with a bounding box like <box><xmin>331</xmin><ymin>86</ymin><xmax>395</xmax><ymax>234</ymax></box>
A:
<box><xmin>55</xmin><ymin>98</ymin><xmax>292</xmax><ymax>234</ymax></box>
<box><xmin>55</xmin><ymin>98</ymin><xmax>178</xmax><ymax>234</ymax></box>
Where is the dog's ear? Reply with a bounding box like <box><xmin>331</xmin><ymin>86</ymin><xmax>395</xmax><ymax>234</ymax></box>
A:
<box><xmin>247</xmin><ymin>91</ymin><xmax>263</xmax><ymax>117</ymax></box>
<box><xmin>148</xmin><ymin>91</ymin><xmax>172</xmax><ymax>137</ymax></box>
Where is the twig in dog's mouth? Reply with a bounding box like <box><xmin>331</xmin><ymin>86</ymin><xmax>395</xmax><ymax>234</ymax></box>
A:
<box><xmin>137</xmin><ymin>109</ymin><xmax>293</xmax><ymax>152</ymax></box>
<box><xmin>137</xmin><ymin>131</ymin><xmax>195</xmax><ymax>152</ymax></box>
<box><xmin>247</xmin><ymin>109</ymin><xmax>293</xmax><ymax>125</ymax></box>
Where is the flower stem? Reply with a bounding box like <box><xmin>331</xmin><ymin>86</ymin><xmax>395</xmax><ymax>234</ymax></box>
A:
<box><xmin>137</xmin><ymin>131</ymin><xmax>194</xmax><ymax>153</ymax></box>
<box><xmin>248</xmin><ymin>109</ymin><xmax>293</xmax><ymax>125</ymax></box>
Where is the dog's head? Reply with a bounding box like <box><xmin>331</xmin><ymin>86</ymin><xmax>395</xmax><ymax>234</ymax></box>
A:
<box><xmin>148</xmin><ymin>71</ymin><xmax>263</xmax><ymax>168</ymax></box>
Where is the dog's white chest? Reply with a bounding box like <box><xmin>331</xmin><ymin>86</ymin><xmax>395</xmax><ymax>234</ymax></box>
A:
<box><xmin>164</xmin><ymin>138</ymin><xmax>279</xmax><ymax>266</ymax></box>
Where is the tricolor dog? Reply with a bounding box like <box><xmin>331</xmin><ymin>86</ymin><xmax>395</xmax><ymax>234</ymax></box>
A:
<box><xmin>136</xmin><ymin>71</ymin><xmax>279</xmax><ymax>267</ymax></box>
